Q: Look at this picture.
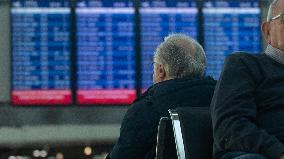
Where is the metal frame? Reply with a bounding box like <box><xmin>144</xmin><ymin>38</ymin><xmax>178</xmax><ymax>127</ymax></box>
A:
<box><xmin>169</xmin><ymin>109</ymin><xmax>186</xmax><ymax>159</ymax></box>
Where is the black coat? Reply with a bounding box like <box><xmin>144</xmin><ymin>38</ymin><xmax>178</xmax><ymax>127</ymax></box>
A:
<box><xmin>211</xmin><ymin>53</ymin><xmax>284</xmax><ymax>159</ymax></box>
<box><xmin>108</xmin><ymin>76</ymin><xmax>216</xmax><ymax>159</ymax></box>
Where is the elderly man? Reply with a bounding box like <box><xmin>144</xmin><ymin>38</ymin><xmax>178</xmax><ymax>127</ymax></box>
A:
<box><xmin>211</xmin><ymin>0</ymin><xmax>284</xmax><ymax>159</ymax></box>
<box><xmin>107</xmin><ymin>34</ymin><xmax>216</xmax><ymax>159</ymax></box>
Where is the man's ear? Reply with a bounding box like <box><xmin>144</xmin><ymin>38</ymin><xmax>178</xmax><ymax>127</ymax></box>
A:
<box><xmin>157</xmin><ymin>64</ymin><xmax>166</xmax><ymax>79</ymax></box>
<box><xmin>261</xmin><ymin>22</ymin><xmax>271</xmax><ymax>44</ymax></box>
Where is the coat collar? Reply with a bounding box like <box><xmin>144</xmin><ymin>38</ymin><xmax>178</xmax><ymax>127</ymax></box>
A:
<box><xmin>264</xmin><ymin>44</ymin><xmax>284</xmax><ymax>65</ymax></box>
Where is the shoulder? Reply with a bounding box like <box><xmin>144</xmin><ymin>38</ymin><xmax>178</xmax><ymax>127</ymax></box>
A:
<box><xmin>224</xmin><ymin>52</ymin><xmax>265</xmax><ymax>71</ymax></box>
<box><xmin>226</xmin><ymin>52</ymin><xmax>262</xmax><ymax>64</ymax></box>
<box><xmin>221</xmin><ymin>52</ymin><xmax>264</xmax><ymax>84</ymax></box>
<box><xmin>201</xmin><ymin>76</ymin><xmax>217</xmax><ymax>85</ymax></box>
<box><xmin>125</xmin><ymin>90</ymin><xmax>153</xmax><ymax>120</ymax></box>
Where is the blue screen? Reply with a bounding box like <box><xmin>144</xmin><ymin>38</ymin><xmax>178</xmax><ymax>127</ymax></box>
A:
<box><xmin>10</xmin><ymin>0</ymin><xmax>263</xmax><ymax>105</ymax></box>
<box><xmin>11</xmin><ymin>0</ymin><xmax>72</xmax><ymax>105</ymax></box>
<box><xmin>76</xmin><ymin>0</ymin><xmax>136</xmax><ymax>105</ymax></box>
<box><xmin>203</xmin><ymin>0</ymin><xmax>261</xmax><ymax>79</ymax></box>
<box><xmin>140</xmin><ymin>0</ymin><xmax>199</xmax><ymax>90</ymax></box>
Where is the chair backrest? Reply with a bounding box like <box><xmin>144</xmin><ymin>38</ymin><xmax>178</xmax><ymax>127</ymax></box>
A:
<box><xmin>155</xmin><ymin>117</ymin><xmax>178</xmax><ymax>159</ymax></box>
<box><xmin>169</xmin><ymin>107</ymin><xmax>213</xmax><ymax>159</ymax></box>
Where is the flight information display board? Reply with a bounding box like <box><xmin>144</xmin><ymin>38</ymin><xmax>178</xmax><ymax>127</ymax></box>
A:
<box><xmin>76</xmin><ymin>0</ymin><xmax>136</xmax><ymax>105</ymax></box>
<box><xmin>203</xmin><ymin>0</ymin><xmax>261</xmax><ymax>79</ymax></box>
<box><xmin>140</xmin><ymin>0</ymin><xmax>198</xmax><ymax>90</ymax></box>
<box><xmin>11</xmin><ymin>0</ymin><xmax>72</xmax><ymax>105</ymax></box>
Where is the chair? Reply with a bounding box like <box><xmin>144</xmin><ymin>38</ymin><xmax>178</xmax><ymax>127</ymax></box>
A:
<box><xmin>155</xmin><ymin>117</ymin><xmax>178</xmax><ymax>159</ymax></box>
<box><xmin>169</xmin><ymin>107</ymin><xmax>213</xmax><ymax>159</ymax></box>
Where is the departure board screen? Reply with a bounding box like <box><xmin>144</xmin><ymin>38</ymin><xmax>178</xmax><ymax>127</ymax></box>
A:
<box><xmin>76</xmin><ymin>0</ymin><xmax>136</xmax><ymax>105</ymax></box>
<box><xmin>203</xmin><ymin>0</ymin><xmax>261</xmax><ymax>79</ymax></box>
<box><xmin>140</xmin><ymin>0</ymin><xmax>198</xmax><ymax>90</ymax></box>
<box><xmin>11</xmin><ymin>0</ymin><xmax>72</xmax><ymax>105</ymax></box>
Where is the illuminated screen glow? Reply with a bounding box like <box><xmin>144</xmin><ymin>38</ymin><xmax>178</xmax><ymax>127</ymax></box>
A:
<box><xmin>11</xmin><ymin>0</ymin><xmax>72</xmax><ymax>105</ymax></box>
<box><xmin>76</xmin><ymin>0</ymin><xmax>136</xmax><ymax>105</ymax></box>
<box><xmin>203</xmin><ymin>0</ymin><xmax>261</xmax><ymax>79</ymax></box>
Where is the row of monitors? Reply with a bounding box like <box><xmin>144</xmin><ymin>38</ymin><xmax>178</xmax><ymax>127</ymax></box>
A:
<box><xmin>11</xmin><ymin>0</ymin><xmax>261</xmax><ymax>105</ymax></box>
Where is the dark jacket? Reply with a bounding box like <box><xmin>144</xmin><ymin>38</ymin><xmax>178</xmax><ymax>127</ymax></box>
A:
<box><xmin>211</xmin><ymin>53</ymin><xmax>284</xmax><ymax>159</ymax></box>
<box><xmin>108</xmin><ymin>76</ymin><xmax>216</xmax><ymax>159</ymax></box>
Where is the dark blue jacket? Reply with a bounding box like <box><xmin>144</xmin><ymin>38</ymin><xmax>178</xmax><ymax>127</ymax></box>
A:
<box><xmin>108</xmin><ymin>76</ymin><xmax>216</xmax><ymax>159</ymax></box>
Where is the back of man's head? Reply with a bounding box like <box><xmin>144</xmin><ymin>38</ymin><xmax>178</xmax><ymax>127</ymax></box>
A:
<box><xmin>154</xmin><ymin>34</ymin><xmax>206</xmax><ymax>79</ymax></box>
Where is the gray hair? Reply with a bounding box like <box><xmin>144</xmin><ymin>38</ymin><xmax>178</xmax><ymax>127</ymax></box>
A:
<box><xmin>154</xmin><ymin>34</ymin><xmax>207</xmax><ymax>79</ymax></box>
<box><xmin>267</xmin><ymin>0</ymin><xmax>280</xmax><ymax>21</ymax></box>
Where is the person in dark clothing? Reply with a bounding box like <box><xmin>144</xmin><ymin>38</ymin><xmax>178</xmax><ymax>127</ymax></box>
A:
<box><xmin>107</xmin><ymin>34</ymin><xmax>216</xmax><ymax>159</ymax></box>
<box><xmin>211</xmin><ymin>1</ymin><xmax>284</xmax><ymax>159</ymax></box>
